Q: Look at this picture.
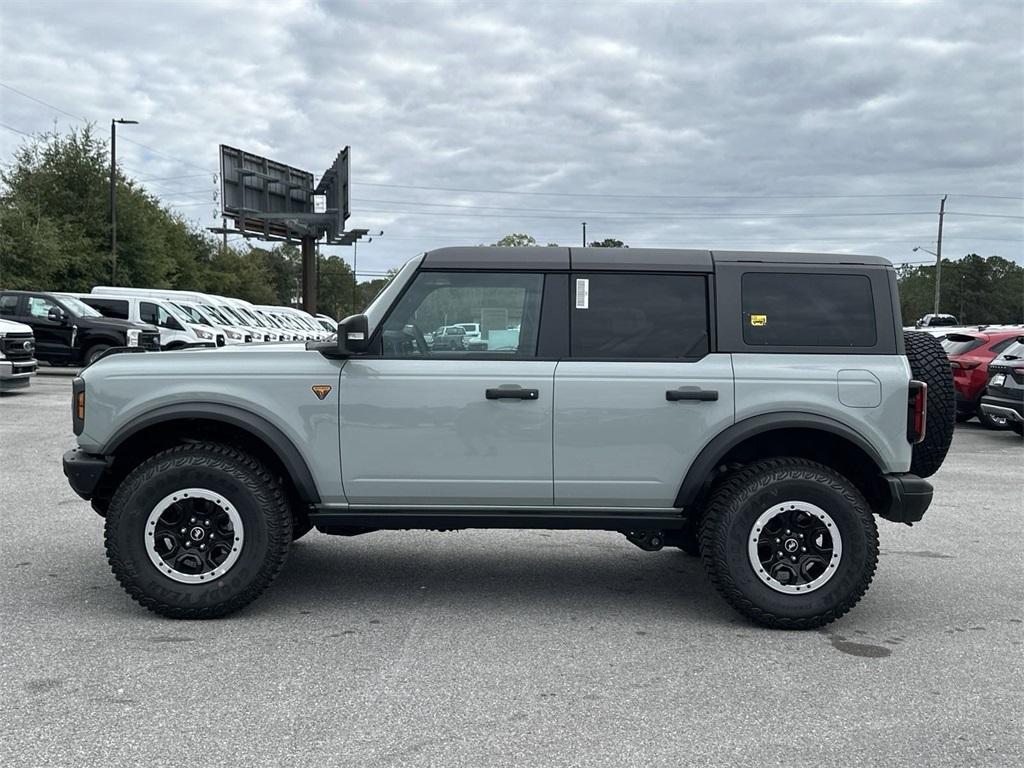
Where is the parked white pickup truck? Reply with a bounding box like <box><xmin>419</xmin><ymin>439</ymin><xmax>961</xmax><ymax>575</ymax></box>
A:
<box><xmin>0</xmin><ymin>318</ymin><xmax>38</xmax><ymax>391</ymax></box>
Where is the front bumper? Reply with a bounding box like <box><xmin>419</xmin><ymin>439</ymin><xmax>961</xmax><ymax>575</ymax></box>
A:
<box><xmin>980</xmin><ymin>394</ymin><xmax>1023</xmax><ymax>423</ymax></box>
<box><xmin>63</xmin><ymin>448</ymin><xmax>109</xmax><ymax>500</ymax></box>
<box><xmin>879</xmin><ymin>473</ymin><xmax>933</xmax><ymax>525</ymax></box>
<box><xmin>0</xmin><ymin>358</ymin><xmax>37</xmax><ymax>390</ymax></box>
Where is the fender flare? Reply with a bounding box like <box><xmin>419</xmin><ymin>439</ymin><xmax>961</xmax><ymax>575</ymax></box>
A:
<box><xmin>674</xmin><ymin>412</ymin><xmax>886</xmax><ymax>508</ymax></box>
<box><xmin>102</xmin><ymin>402</ymin><xmax>321</xmax><ymax>503</ymax></box>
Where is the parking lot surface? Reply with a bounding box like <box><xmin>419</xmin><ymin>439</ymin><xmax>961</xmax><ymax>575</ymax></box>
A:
<box><xmin>1</xmin><ymin>370</ymin><xmax>1022</xmax><ymax>767</ymax></box>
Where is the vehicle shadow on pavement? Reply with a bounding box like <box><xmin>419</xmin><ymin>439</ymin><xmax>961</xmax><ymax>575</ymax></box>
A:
<box><xmin>256</xmin><ymin>533</ymin><xmax>738</xmax><ymax>625</ymax></box>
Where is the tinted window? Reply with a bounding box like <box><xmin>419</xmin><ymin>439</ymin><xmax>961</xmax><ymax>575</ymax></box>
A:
<box><xmin>0</xmin><ymin>295</ymin><xmax>18</xmax><ymax>316</ymax></box>
<box><xmin>990</xmin><ymin>338</ymin><xmax>1020</xmax><ymax>355</ymax></box>
<box><xmin>381</xmin><ymin>272</ymin><xmax>544</xmax><ymax>357</ymax></box>
<box><xmin>999</xmin><ymin>341</ymin><xmax>1024</xmax><ymax>360</ymax></box>
<box><xmin>742</xmin><ymin>272</ymin><xmax>876</xmax><ymax>347</ymax></box>
<box><xmin>941</xmin><ymin>334</ymin><xmax>983</xmax><ymax>356</ymax></box>
<box><xmin>141</xmin><ymin>301</ymin><xmax>177</xmax><ymax>329</ymax></box>
<box><xmin>570</xmin><ymin>273</ymin><xmax>709</xmax><ymax>359</ymax></box>
<box><xmin>84</xmin><ymin>297</ymin><xmax>129</xmax><ymax>319</ymax></box>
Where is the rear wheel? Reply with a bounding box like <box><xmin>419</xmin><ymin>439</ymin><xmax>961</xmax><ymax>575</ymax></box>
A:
<box><xmin>105</xmin><ymin>442</ymin><xmax>291</xmax><ymax>618</ymax></box>
<box><xmin>700</xmin><ymin>458</ymin><xmax>878</xmax><ymax>629</ymax></box>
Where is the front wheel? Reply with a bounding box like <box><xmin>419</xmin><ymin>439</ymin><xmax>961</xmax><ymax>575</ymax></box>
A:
<box><xmin>700</xmin><ymin>458</ymin><xmax>878</xmax><ymax>630</ymax></box>
<box><xmin>105</xmin><ymin>442</ymin><xmax>292</xmax><ymax>618</ymax></box>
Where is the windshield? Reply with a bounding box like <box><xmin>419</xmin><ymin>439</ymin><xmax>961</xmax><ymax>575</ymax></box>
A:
<box><xmin>201</xmin><ymin>304</ymin><xmax>230</xmax><ymax>324</ymax></box>
<box><xmin>163</xmin><ymin>301</ymin><xmax>194</xmax><ymax>326</ymax></box>
<box><xmin>172</xmin><ymin>302</ymin><xmax>203</xmax><ymax>323</ymax></box>
<box><xmin>217</xmin><ymin>306</ymin><xmax>247</xmax><ymax>326</ymax></box>
<box><xmin>235</xmin><ymin>307</ymin><xmax>265</xmax><ymax>327</ymax></box>
<box><xmin>58</xmin><ymin>294</ymin><xmax>102</xmax><ymax>317</ymax></box>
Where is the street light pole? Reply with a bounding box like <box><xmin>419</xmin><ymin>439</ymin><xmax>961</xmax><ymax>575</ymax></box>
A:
<box><xmin>110</xmin><ymin>118</ymin><xmax>138</xmax><ymax>283</ymax></box>
<box><xmin>933</xmin><ymin>194</ymin><xmax>948</xmax><ymax>315</ymax></box>
<box><xmin>582</xmin><ymin>222</ymin><xmax>586</xmax><ymax>247</ymax></box>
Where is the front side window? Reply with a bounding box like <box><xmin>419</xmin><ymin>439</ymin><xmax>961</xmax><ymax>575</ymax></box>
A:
<box><xmin>28</xmin><ymin>296</ymin><xmax>60</xmax><ymax>320</ymax></box>
<box><xmin>741</xmin><ymin>272</ymin><xmax>876</xmax><ymax>348</ymax></box>
<box><xmin>380</xmin><ymin>272</ymin><xmax>544</xmax><ymax>358</ymax></box>
<box><xmin>570</xmin><ymin>273</ymin><xmax>709</xmax><ymax>359</ymax></box>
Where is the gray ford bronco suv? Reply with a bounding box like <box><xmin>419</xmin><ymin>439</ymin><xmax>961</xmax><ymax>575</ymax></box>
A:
<box><xmin>63</xmin><ymin>247</ymin><xmax>954</xmax><ymax>628</ymax></box>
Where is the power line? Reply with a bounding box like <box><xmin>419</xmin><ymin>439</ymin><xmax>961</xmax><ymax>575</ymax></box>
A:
<box><xmin>354</xmin><ymin>180</ymin><xmax>1024</xmax><ymax>202</ymax></box>
<box><xmin>356</xmin><ymin>206</ymin><xmax>1024</xmax><ymax>222</ymax></box>
<box><xmin>354</xmin><ymin>196</ymin><xmax>1024</xmax><ymax>220</ymax></box>
<box><xmin>0</xmin><ymin>82</ymin><xmax>87</xmax><ymax>122</ymax></box>
<box><xmin>0</xmin><ymin>122</ymin><xmax>32</xmax><ymax>137</ymax></box>
<box><xmin>0</xmin><ymin>80</ymin><xmax>214</xmax><ymax>173</ymax></box>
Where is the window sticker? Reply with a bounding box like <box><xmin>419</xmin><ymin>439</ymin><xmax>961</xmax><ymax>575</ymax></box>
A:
<box><xmin>750</xmin><ymin>314</ymin><xmax>767</xmax><ymax>326</ymax></box>
<box><xmin>575</xmin><ymin>278</ymin><xmax>590</xmax><ymax>310</ymax></box>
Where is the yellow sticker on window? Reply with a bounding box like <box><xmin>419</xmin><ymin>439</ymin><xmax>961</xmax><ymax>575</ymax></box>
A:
<box><xmin>750</xmin><ymin>314</ymin><xmax>767</xmax><ymax>326</ymax></box>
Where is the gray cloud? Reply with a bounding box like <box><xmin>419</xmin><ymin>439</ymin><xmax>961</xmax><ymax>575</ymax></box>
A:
<box><xmin>1</xmin><ymin>0</ymin><xmax>1021</xmax><ymax>277</ymax></box>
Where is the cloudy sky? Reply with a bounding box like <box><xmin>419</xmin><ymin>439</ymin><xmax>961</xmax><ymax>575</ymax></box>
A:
<box><xmin>1</xmin><ymin>0</ymin><xmax>1022</xmax><ymax>277</ymax></box>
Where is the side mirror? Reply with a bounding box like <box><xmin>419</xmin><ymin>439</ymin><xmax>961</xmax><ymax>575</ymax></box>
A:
<box><xmin>338</xmin><ymin>314</ymin><xmax>370</xmax><ymax>354</ymax></box>
<box><xmin>48</xmin><ymin>307</ymin><xmax>66</xmax><ymax>324</ymax></box>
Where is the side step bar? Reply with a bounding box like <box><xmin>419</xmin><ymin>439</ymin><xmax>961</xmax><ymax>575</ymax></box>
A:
<box><xmin>309</xmin><ymin>508</ymin><xmax>689</xmax><ymax>532</ymax></box>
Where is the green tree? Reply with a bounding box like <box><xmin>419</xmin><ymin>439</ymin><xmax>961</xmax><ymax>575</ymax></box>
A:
<box><xmin>588</xmin><ymin>238</ymin><xmax>627</xmax><ymax>248</ymax></box>
<box><xmin>896</xmin><ymin>255</ymin><xmax>1023</xmax><ymax>325</ymax></box>
<box><xmin>493</xmin><ymin>233</ymin><xmax>537</xmax><ymax>247</ymax></box>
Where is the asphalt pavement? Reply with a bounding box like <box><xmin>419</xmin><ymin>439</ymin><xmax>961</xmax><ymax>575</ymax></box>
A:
<box><xmin>1</xmin><ymin>369</ymin><xmax>1022</xmax><ymax>767</ymax></box>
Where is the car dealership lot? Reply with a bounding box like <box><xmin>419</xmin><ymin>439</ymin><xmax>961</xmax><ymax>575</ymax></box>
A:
<box><xmin>1</xmin><ymin>371</ymin><xmax>1021</xmax><ymax>767</ymax></box>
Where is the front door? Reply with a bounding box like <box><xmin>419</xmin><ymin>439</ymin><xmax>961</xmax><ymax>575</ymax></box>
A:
<box><xmin>554</xmin><ymin>272</ymin><xmax>735</xmax><ymax>508</ymax></box>
<box><xmin>339</xmin><ymin>270</ymin><xmax>554</xmax><ymax>506</ymax></box>
<box><xmin>22</xmin><ymin>295</ymin><xmax>74</xmax><ymax>363</ymax></box>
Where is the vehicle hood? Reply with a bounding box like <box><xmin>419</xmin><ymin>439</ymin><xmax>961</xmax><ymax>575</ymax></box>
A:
<box><xmin>83</xmin><ymin>315</ymin><xmax>159</xmax><ymax>333</ymax></box>
<box><xmin>0</xmin><ymin>318</ymin><xmax>33</xmax><ymax>334</ymax></box>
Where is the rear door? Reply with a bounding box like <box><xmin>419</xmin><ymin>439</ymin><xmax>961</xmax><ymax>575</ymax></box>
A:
<box><xmin>553</xmin><ymin>272</ymin><xmax>734</xmax><ymax>508</ymax></box>
<box><xmin>339</xmin><ymin>270</ymin><xmax>555</xmax><ymax>506</ymax></box>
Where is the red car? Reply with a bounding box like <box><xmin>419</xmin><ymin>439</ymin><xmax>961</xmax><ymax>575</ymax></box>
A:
<box><xmin>942</xmin><ymin>328</ymin><xmax>1024</xmax><ymax>428</ymax></box>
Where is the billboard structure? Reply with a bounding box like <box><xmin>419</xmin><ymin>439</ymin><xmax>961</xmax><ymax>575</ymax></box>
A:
<box><xmin>215</xmin><ymin>145</ymin><xmax>369</xmax><ymax>312</ymax></box>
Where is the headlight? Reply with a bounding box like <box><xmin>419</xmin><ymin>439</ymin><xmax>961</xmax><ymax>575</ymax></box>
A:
<box><xmin>225</xmin><ymin>329</ymin><xmax>242</xmax><ymax>340</ymax></box>
<box><xmin>126</xmin><ymin>329</ymin><xmax>141</xmax><ymax>347</ymax></box>
<box><xmin>193</xmin><ymin>327</ymin><xmax>213</xmax><ymax>340</ymax></box>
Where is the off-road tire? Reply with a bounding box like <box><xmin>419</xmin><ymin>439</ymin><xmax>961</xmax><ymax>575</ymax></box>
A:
<box><xmin>699</xmin><ymin>458</ymin><xmax>878</xmax><ymax>630</ymax></box>
<box><xmin>105</xmin><ymin>442</ymin><xmax>291</xmax><ymax>618</ymax></box>
<box><xmin>85</xmin><ymin>344</ymin><xmax>111</xmax><ymax>366</ymax></box>
<box><xmin>904</xmin><ymin>331</ymin><xmax>955</xmax><ymax>478</ymax></box>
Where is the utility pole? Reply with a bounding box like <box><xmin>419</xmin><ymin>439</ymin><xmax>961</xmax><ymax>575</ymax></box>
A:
<box><xmin>109</xmin><ymin>118</ymin><xmax>138</xmax><ymax>283</ymax></box>
<box><xmin>351</xmin><ymin>240</ymin><xmax>358</xmax><ymax>311</ymax></box>
<box><xmin>933</xmin><ymin>194</ymin><xmax>947</xmax><ymax>315</ymax></box>
<box><xmin>582</xmin><ymin>222</ymin><xmax>587</xmax><ymax>247</ymax></box>
<box><xmin>301</xmin><ymin>235</ymin><xmax>317</xmax><ymax>315</ymax></box>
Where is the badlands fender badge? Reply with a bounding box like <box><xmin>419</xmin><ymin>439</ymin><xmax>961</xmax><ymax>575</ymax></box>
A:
<box><xmin>311</xmin><ymin>385</ymin><xmax>333</xmax><ymax>400</ymax></box>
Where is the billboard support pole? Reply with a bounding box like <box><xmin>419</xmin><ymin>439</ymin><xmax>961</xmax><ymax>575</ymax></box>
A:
<box><xmin>302</xmin><ymin>235</ymin><xmax>317</xmax><ymax>314</ymax></box>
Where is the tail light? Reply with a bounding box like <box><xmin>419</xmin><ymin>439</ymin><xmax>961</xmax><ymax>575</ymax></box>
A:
<box><xmin>949</xmin><ymin>360</ymin><xmax>980</xmax><ymax>370</ymax></box>
<box><xmin>907</xmin><ymin>380</ymin><xmax>927</xmax><ymax>444</ymax></box>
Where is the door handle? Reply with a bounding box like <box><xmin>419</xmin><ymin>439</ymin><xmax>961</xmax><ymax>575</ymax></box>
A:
<box><xmin>486</xmin><ymin>387</ymin><xmax>540</xmax><ymax>400</ymax></box>
<box><xmin>666</xmin><ymin>388</ymin><xmax>718</xmax><ymax>402</ymax></box>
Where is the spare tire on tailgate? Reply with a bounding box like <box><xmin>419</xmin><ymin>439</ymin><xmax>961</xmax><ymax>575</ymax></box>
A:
<box><xmin>904</xmin><ymin>331</ymin><xmax>955</xmax><ymax>477</ymax></box>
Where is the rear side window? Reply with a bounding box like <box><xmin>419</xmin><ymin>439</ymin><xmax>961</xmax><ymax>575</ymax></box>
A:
<box><xmin>941</xmin><ymin>334</ymin><xmax>983</xmax><ymax>356</ymax></box>
<box><xmin>741</xmin><ymin>272</ymin><xmax>876</xmax><ymax>347</ymax></box>
<box><xmin>0</xmin><ymin>295</ymin><xmax>18</xmax><ymax>316</ymax></box>
<box><xmin>570</xmin><ymin>274</ymin><xmax>709</xmax><ymax>359</ymax></box>
<box><xmin>84</xmin><ymin>297</ymin><xmax>129</xmax><ymax>319</ymax></box>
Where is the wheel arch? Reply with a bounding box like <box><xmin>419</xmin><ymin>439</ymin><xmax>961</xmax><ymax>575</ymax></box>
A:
<box><xmin>675</xmin><ymin>412</ymin><xmax>889</xmax><ymax>513</ymax></box>
<box><xmin>97</xmin><ymin>403</ymin><xmax>321</xmax><ymax>508</ymax></box>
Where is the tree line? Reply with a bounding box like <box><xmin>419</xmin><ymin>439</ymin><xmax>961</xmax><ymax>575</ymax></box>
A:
<box><xmin>2</xmin><ymin>126</ymin><xmax>1020</xmax><ymax>326</ymax></box>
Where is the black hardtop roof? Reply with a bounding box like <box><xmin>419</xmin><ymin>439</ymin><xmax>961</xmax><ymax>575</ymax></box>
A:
<box><xmin>421</xmin><ymin>246</ymin><xmax>892</xmax><ymax>271</ymax></box>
